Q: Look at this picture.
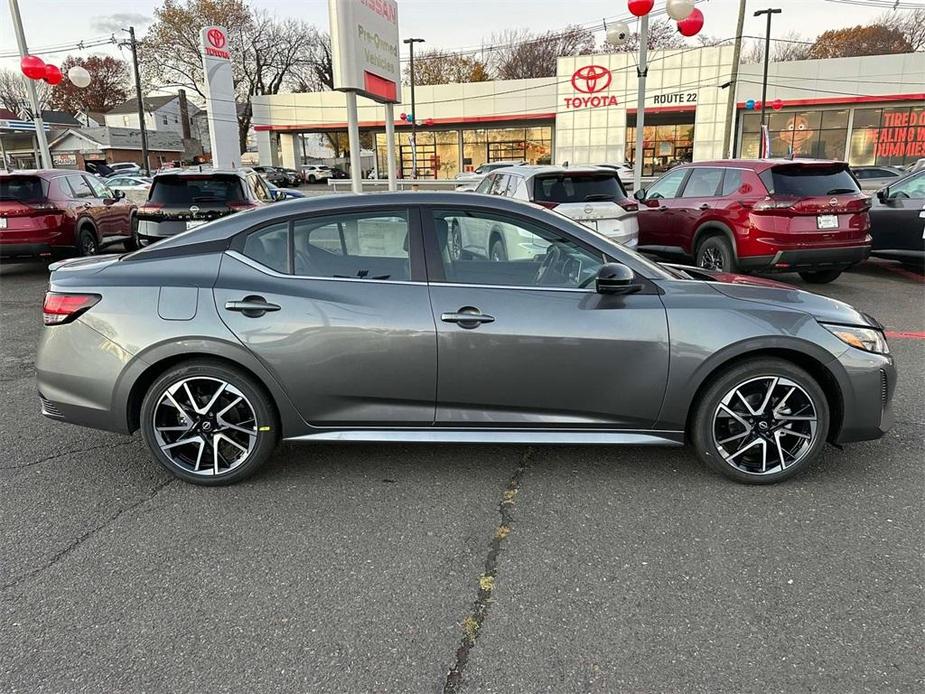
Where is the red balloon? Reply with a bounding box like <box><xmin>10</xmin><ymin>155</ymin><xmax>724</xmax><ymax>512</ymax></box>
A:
<box><xmin>677</xmin><ymin>7</ymin><xmax>704</xmax><ymax>37</ymax></box>
<box><xmin>399</xmin><ymin>112</ymin><xmax>407</xmax><ymax>120</ymax></box>
<box><xmin>627</xmin><ymin>0</ymin><xmax>655</xmax><ymax>16</ymax></box>
<box><xmin>425</xmin><ymin>118</ymin><xmax>434</xmax><ymax>126</ymax></box>
<box><xmin>43</xmin><ymin>64</ymin><xmax>63</xmax><ymax>85</ymax></box>
<box><xmin>772</xmin><ymin>98</ymin><xmax>783</xmax><ymax>111</ymax></box>
<box><xmin>754</xmin><ymin>100</ymin><xmax>763</xmax><ymax>112</ymax></box>
<box><xmin>20</xmin><ymin>55</ymin><xmax>45</xmax><ymax>80</ymax></box>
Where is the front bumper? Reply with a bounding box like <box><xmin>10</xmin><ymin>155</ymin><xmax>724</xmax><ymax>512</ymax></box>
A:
<box><xmin>831</xmin><ymin>346</ymin><xmax>896</xmax><ymax>444</ymax></box>
<box><xmin>738</xmin><ymin>245</ymin><xmax>871</xmax><ymax>272</ymax></box>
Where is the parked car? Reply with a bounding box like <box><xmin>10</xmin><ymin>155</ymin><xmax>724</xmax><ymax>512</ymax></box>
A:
<box><xmin>109</xmin><ymin>162</ymin><xmax>143</xmax><ymax>176</ymax></box>
<box><xmin>868</xmin><ymin>169</ymin><xmax>925</xmax><ymax>269</ymax></box>
<box><xmin>265</xmin><ymin>180</ymin><xmax>306</xmax><ymax>200</ymax></box>
<box><xmin>904</xmin><ymin>158</ymin><xmax>925</xmax><ymax>173</ymax></box>
<box><xmin>252</xmin><ymin>166</ymin><xmax>288</xmax><ymax>187</ymax></box>
<box><xmin>635</xmin><ymin>159</ymin><xmax>872</xmax><ymax>283</ymax></box>
<box><xmin>301</xmin><ymin>164</ymin><xmax>332</xmax><ymax>184</ymax></box>
<box><xmin>473</xmin><ymin>165</ymin><xmax>638</xmax><ymax>248</ymax></box>
<box><xmin>851</xmin><ymin>165</ymin><xmax>903</xmax><ymax>191</ymax></box>
<box><xmin>0</xmin><ymin>169</ymin><xmax>136</xmax><ymax>260</ymax></box>
<box><xmin>279</xmin><ymin>168</ymin><xmax>303</xmax><ymax>186</ymax></box>
<box><xmin>455</xmin><ymin>160</ymin><xmax>526</xmax><ymax>191</ymax></box>
<box><xmin>328</xmin><ymin>166</ymin><xmax>349</xmax><ymax>179</ymax></box>
<box><xmin>106</xmin><ymin>174</ymin><xmax>152</xmax><ymax>191</ymax></box>
<box><xmin>35</xmin><ymin>192</ymin><xmax>894</xmax><ymax>487</ymax></box>
<box><xmin>135</xmin><ymin>168</ymin><xmax>284</xmax><ymax>245</ymax></box>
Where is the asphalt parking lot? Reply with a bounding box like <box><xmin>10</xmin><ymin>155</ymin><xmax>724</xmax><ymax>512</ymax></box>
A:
<box><xmin>0</xmin><ymin>258</ymin><xmax>922</xmax><ymax>693</ymax></box>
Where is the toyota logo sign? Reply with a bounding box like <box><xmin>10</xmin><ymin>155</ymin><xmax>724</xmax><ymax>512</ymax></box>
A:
<box><xmin>207</xmin><ymin>28</ymin><xmax>226</xmax><ymax>49</ymax></box>
<box><xmin>571</xmin><ymin>65</ymin><xmax>612</xmax><ymax>94</ymax></box>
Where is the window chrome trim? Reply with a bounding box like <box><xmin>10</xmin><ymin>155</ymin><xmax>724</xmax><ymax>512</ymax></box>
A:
<box><xmin>226</xmin><ymin>250</ymin><xmax>425</xmax><ymax>286</ymax></box>
<box><xmin>432</xmin><ymin>281</ymin><xmax>595</xmax><ymax>294</ymax></box>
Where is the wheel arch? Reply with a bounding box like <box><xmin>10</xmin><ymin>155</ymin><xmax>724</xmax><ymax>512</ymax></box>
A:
<box><xmin>692</xmin><ymin>221</ymin><xmax>736</xmax><ymax>258</ymax></box>
<box><xmin>682</xmin><ymin>345</ymin><xmax>845</xmax><ymax>444</ymax></box>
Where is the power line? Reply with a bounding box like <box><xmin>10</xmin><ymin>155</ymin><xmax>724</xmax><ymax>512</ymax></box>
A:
<box><xmin>0</xmin><ymin>35</ymin><xmax>117</xmax><ymax>59</ymax></box>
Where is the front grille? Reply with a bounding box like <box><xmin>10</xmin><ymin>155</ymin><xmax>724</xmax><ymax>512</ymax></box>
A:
<box><xmin>40</xmin><ymin>397</ymin><xmax>63</xmax><ymax>418</ymax></box>
<box><xmin>879</xmin><ymin>369</ymin><xmax>888</xmax><ymax>406</ymax></box>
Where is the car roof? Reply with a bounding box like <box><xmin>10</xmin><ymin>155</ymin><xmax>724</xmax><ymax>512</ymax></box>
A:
<box><xmin>0</xmin><ymin>169</ymin><xmax>84</xmax><ymax>179</ymax></box>
<box><xmin>491</xmin><ymin>164</ymin><xmax>618</xmax><ymax>177</ymax></box>
<box><xmin>675</xmin><ymin>158</ymin><xmax>847</xmax><ymax>172</ymax></box>
<box><xmin>151</xmin><ymin>168</ymin><xmax>249</xmax><ymax>178</ymax></box>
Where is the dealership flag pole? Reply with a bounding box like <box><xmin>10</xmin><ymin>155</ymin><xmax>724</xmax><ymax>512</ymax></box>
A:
<box><xmin>8</xmin><ymin>0</ymin><xmax>51</xmax><ymax>169</ymax></box>
<box><xmin>633</xmin><ymin>13</ymin><xmax>649</xmax><ymax>192</ymax></box>
<box><xmin>723</xmin><ymin>0</ymin><xmax>748</xmax><ymax>158</ymax></box>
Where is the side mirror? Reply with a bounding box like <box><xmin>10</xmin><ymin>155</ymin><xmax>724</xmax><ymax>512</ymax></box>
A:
<box><xmin>272</xmin><ymin>189</ymin><xmax>287</xmax><ymax>202</ymax></box>
<box><xmin>876</xmin><ymin>188</ymin><xmax>889</xmax><ymax>203</ymax></box>
<box><xmin>633</xmin><ymin>188</ymin><xmax>647</xmax><ymax>202</ymax></box>
<box><xmin>113</xmin><ymin>189</ymin><xmax>125</xmax><ymax>200</ymax></box>
<box><xmin>596</xmin><ymin>262</ymin><xmax>641</xmax><ymax>295</ymax></box>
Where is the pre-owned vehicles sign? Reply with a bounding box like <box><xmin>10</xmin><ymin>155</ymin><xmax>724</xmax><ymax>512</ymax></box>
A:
<box><xmin>329</xmin><ymin>0</ymin><xmax>400</xmax><ymax>104</ymax></box>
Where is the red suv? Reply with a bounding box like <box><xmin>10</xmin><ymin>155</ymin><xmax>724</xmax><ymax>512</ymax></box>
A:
<box><xmin>0</xmin><ymin>169</ymin><xmax>136</xmax><ymax>260</ymax></box>
<box><xmin>635</xmin><ymin>160</ymin><xmax>871</xmax><ymax>283</ymax></box>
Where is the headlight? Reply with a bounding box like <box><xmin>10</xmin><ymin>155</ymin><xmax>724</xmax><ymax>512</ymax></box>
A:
<box><xmin>822</xmin><ymin>323</ymin><xmax>890</xmax><ymax>354</ymax></box>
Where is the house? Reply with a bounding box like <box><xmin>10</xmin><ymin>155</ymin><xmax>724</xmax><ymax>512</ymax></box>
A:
<box><xmin>104</xmin><ymin>92</ymin><xmax>199</xmax><ymax>135</ymax></box>
<box><xmin>74</xmin><ymin>110</ymin><xmax>107</xmax><ymax>128</ymax></box>
<box><xmin>48</xmin><ymin>126</ymin><xmax>185</xmax><ymax>170</ymax></box>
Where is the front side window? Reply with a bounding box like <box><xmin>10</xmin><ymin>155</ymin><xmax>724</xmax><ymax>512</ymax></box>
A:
<box><xmin>890</xmin><ymin>172</ymin><xmax>925</xmax><ymax>199</ymax></box>
<box><xmin>681</xmin><ymin>168</ymin><xmax>723</xmax><ymax>198</ymax></box>
<box><xmin>646</xmin><ymin>168</ymin><xmax>688</xmax><ymax>200</ymax></box>
<box><xmin>432</xmin><ymin>209</ymin><xmax>604</xmax><ymax>289</ymax></box>
<box><xmin>293</xmin><ymin>211</ymin><xmax>410</xmax><ymax>280</ymax></box>
<box><xmin>65</xmin><ymin>175</ymin><xmax>95</xmax><ymax>199</ymax></box>
<box><xmin>84</xmin><ymin>175</ymin><xmax>111</xmax><ymax>198</ymax></box>
<box><xmin>243</xmin><ymin>222</ymin><xmax>290</xmax><ymax>274</ymax></box>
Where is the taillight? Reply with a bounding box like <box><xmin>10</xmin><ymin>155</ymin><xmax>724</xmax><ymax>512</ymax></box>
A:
<box><xmin>618</xmin><ymin>201</ymin><xmax>638</xmax><ymax>212</ymax></box>
<box><xmin>228</xmin><ymin>201</ymin><xmax>256</xmax><ymax>210</ymax></box>
<box><xmin>752</xmin><ymin>197</ymin><xmax>796</xmax><ymax>212</ymax></box>
<box><xmin>536</xmin><ymin>201</ymin><xmax>559</xmax><ymax>210</ymax></box>
<box><xmin>42</xmin><ymin>292</ymin><xmax>100</xmax><ymax>326</ymax></box>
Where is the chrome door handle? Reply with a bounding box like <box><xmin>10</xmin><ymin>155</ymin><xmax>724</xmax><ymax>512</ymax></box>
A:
<box><xmin>224</xmin><ymin>296</ymin><xmax>281</xmax><ymax>317</ymax></box>
<box><xmin>658</xmin><ymin>205</ymin><xmax>668</xmax><ymax>211</ymax></box>
<box><xmin>441</xmin><ymin>307</ymin><xmax>495</xmax><ymax>329</ymax></box>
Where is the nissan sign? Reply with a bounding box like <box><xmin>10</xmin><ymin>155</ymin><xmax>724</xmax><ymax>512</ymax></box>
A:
<box><xmin>329</xmin><ymin>0</ymin><xmax>401</xmax><ymax>104</ymax></box>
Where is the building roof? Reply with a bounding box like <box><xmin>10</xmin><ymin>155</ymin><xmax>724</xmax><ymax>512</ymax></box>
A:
<box><xmin>40</xmin><ymin>111</ymin><xmax>82</xmax><ymax>126</ymax></box>
<box><xmin>49</xmin><ymin>126</ymin><xmax>185</xmax><ymax>153</ymax></box>
<box><xmin>106</xmin><ymin>95</ymin><xmax>177</xmax><ymax>115</ymax></box>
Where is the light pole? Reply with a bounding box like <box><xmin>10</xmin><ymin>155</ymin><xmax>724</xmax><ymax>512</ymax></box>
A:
<box><xmin>723</xmin><ymin>0</ymin><xmax>748</xmax><ymax>158</ymax></box>
<box><xmin>123</xmin><ymin>27</ymin><xmax>151</xmax><ymax>175</ymax></box>
<box><xmin>8</xmin><ymin>0</ymin><xmax>51</xmax><ymax>168</ymax></box>
<box><xmin>754</xmin><ymin>8</ymin><xmax>782</xmax><ymax>156</ymax></box>
<box><xmin>403</xmin><ymin>37</ymin><xmax>424</xmax><ymax>179</ymax></box>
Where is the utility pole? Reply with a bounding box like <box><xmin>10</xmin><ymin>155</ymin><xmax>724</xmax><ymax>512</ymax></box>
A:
<box><xmin>632</xmin><ymin>14</ymin><xmax>649</xmax><ymax>192</ymax></box>
<box><xmin>754</xmin><ymin>8</ymin><xmax>782</xmax><ymax>157</ymax></box>
<box><xmin>124</xmin><ymin>27</ymin><xmax>151</xmax><ymax>175</ymax></box>
<box><xmin>8</xmin><ymin>0</ymin><xmax>51</xmax><ymax>168</ymax></box>
<box><xmin>722</xmin><ymin>0</ymin><xmax>748</xmax><ymax>158</ymax></box>
<box><xmin>403</xmin><ymin>37</ymin><xmax>424</xmax><ymax>179</ymax></box>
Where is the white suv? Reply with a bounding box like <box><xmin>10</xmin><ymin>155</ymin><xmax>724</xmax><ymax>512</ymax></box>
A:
<box><xmin>471</xmin><ymin>165</ymin><xmax>639</xmax><ymax>248</ymax></box>
<box><xmin>301</xmin><ymin>165</ymin><xmax>332</xmax><ymax>183</ymax></box>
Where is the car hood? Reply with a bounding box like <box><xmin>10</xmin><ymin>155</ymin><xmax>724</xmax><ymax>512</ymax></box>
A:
<box><xmin>670</xmin><ymin>264</ymin><xmax>882</xmax><ymax>329</ymax></box>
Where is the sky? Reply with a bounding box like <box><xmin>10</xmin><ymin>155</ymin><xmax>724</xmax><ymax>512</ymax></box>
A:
<box><xmin>0</xmin><ymin>0</ymin><xmax>915</xmax><ymax>73</ymax></box>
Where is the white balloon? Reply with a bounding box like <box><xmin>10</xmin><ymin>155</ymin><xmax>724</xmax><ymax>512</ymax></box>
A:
<box><xmin>666</xmin><ymin>0</ymin><xmax>695</xmax><ymax>21</ymax></box>
<box><xmin>606</xmin><ymin>21</ymin><xmax>631</xmax><ymax>46</ymax></box>
<box><xmin>67</xmin><ymin>65</ymin><xmax>91</xmax><ymax>89</ymax></box>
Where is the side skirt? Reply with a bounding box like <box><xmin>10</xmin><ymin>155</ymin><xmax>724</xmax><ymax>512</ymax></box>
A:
<box><xmin>283</xmin><ymin>429</ymin><xmax>685</xmax><ymax>445</ymax></box>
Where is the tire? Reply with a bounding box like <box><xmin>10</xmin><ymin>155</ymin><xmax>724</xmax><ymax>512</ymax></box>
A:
<box><xmin>695</xmin><ymin>234</ymin><xmax>736</xmax><ymax>273</ymax></box>
<box><xmin>799</xmin><ymin>269</ymin><xmax>842</xmax><ymax>284</ymax></box>
<box><xmin>690</xmin><ymin>358</ymin><xmax>830</xmax><ymax>485</ymax></box>
<box><xmin>123</xmin><ymin>215</ymin><xmax>140</xmax><ymax>252</ymax></box>
<box><xmin>308</xmin><ymin>175</ymin><xmax>316</xmax><ymax>184</ymax></box>
<box><xmin>489</xmin><ymin>235</ymin><xmax>507</xmax><ymax>262</ymax></box>
<box><xmin>140</xmin><ymin>360</ymin><xmax>279</xmax><ymax>486</ymax></box>
<box><xmin>448</xmin><ymin>220</ymin><xmax>463</xmax><ymax>261</ymax></box>
<box><xmin>77</xmin><ymin>227</ymin><xmax>98</xmax><ymax>256</ymax></box>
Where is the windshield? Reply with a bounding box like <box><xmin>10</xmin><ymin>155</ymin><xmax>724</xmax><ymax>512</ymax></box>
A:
<box><xmin>761</xmin><ymin>164</ymin><xmax>860</xmax><ymax>196</ymax></box>
<box><xmin>534</xmin><ymin>173</ymin><xmax>627</xmax><ymax>202</ymax></box>
<box><xmin>0</xmin><ymin>176</ymin><xmax>47</xmax><ymax>202</ymax></box>
<box><xmin>148</xmin><ymin>175</ymin><xmax>245</xmax><ymax>205</ymax></box>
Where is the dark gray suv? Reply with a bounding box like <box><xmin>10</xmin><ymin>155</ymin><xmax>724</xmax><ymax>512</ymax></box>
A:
<box><xmin>36</xmin><ymin>193</ymin><xmax>895</xmax><ymax>486</ymax></box>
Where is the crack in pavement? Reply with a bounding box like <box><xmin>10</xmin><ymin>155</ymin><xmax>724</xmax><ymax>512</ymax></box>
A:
<box><xmin>0</xmin><ymin>439</ymin><xmax>138</xmax><ymax>470</ymax></box>
<box><xmin>443</xmin><ymin>447</ymin><xmax>533</xmax><ymax>694</ymax></box>
<box><xmin>0</xmin><ymin>477</ymin><xmax>177</xmax><ymax>593</ymax></box>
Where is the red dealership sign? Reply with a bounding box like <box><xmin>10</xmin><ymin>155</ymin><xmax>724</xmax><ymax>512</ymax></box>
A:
<box><xmin>873</xmin><ymin>108</ymin><xmax>925</xmax><ymax>159</ymax></box>
<box><xmin>565</xmin><ymin>65</ymin><xmax>618</xmax><ymax>109</ymax></box>
<box><xmin>204</xmin><ymin>28</ymin><xmax>230</xmax><ymax>59</ymax></box>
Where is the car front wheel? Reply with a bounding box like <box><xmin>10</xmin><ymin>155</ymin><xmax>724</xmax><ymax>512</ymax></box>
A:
<box><xmin>140</xmin><ymin>360</ymin><xmax>279</xmax><ymax>485</ymax></box>
<box><xmin>690</xmin><ymin>358</ymin><xmax>830</xmax><ymax>484</ymax></box>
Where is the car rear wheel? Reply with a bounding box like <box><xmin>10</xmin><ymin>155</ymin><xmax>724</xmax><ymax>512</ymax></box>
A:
<box><xmin>489</xmin><ymin>235</ymin><xmax>507</xmax><ymax>262</ymax></box>
<box><xmin>696</xmin><ymin>235</ymin><xmax>736</xmax><ymax>273</ymax></box>
<box><xmin>77</xmin><ymin>228</ymin><xmax>98</xmax><ymax>256</ymax></box>
<box><xmin>140</xmin><ymin>360</ymin><xmax>279</xmax><ymax>486</ymax></box>
<box><xmin>799</xmin><ymin>269</ymin><xmax>842</xmax><ymax>284</ymax></box>
<box><xmin>690</xmin><ymin>358</ymin><xmax>830</xmax><ymax>484</ymax></box>
<box><xmin>308</xmin><ymin>174</ymin><xmax>316</xmax><ymax>183</ymax></box>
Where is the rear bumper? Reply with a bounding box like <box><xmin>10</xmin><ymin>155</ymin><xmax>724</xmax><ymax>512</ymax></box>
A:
<box><xmin>738</xmin><ymin>245</ymin><xmax>870</xmax><ymax>272</ymax></box>
<box><xmin>0</xmin><ymin>242</ymin><xmax>54</xmax><ymax>259</ymax></box>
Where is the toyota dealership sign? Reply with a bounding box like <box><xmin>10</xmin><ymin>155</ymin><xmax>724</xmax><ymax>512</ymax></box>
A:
<box><xmin>200</xmin><ymin>26</ymin><xmax>239</xmax><ymax>168</ymax></box>
<box><xmin>564</xmin><ymin>65</ymin><xmax>619</xmax><ymax>109</ymax></box>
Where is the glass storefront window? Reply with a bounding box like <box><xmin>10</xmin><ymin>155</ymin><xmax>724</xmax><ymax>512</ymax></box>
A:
<box><xmin>821</xmin><ymin>110</ymin><xmax>849</xmax><ymax>130</ymax></box>
<box><xmin>627</xmin><ymin>121</ymin><xmax>696</xmax><ymax>176</ymax></box>
<box><xmin>853</xmin><ymin>108</ymin><xmax>882</xmax><ymax>129</ymax></box>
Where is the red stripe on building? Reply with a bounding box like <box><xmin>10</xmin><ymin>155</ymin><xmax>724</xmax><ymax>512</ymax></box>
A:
<box><xmin>737</xmin><ymin>93</ymin><xmax>925</xmax><ymax>109</ymax></box>
<box><xmin>254</xmin><ymin>112</ymin><xmax>558</xmax><ymax>132</ymax></box>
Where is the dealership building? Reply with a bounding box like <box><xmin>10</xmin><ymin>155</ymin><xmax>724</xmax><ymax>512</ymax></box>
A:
<box><xmin>252</xmin><ymin>46</ymin><xmax>925</xmax><ymax>178</ymax></box>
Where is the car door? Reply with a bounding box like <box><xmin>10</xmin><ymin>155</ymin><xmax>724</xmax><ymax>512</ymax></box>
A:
<box><xmin>84</xmin><ymin>173</ymin><xmax>129</xmax><ymax>236</ymax></box>
<box><xmin>423</xmin><ymin>205</ymin><xmax>670</xmax><ymax>428</ymax></box>
<box><xmin>63</xmin><ymin>174</ymin><xmax>108</xmax><ymax>235</ymax></box>
<box><xmin>636</xmin><ymin>166</ymin><xmax>691</xmax><ymax>251</ymax></box>
<box><xmin>674</xmin><ymin>166</ymin><xmax>725</xmax><ymax>252</ymax></box>
<box><xmin>213</xmin><ymin>207</ymin><xmax>437</xmax><ymax>425</ymax></box>
<box><xmin>870</xmin><ymin>171</ymin><xmax>925</xmax><ymax>254</ymax></box>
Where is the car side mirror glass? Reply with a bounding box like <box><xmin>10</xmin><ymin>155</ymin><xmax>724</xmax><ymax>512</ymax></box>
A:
<box><xmin>596</xmin><ymin>263</ymin><xmax>641</xmax><ymax>295</ymax></box>
<box><xmin>633</xmin><ymin>188</ymin><xmax>646</xmax><ymax>201</ymax></box>
<box><xmin>877</xmin><ymin>188</ymin><xmax>888</xmax><ymax>202</ymax></box>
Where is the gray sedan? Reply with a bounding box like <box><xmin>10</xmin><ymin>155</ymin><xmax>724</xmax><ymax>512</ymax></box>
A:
<box><xmin>36</xmin><ymin>193</ymin><xmax>895</xmax><ymax>486</ymax></box>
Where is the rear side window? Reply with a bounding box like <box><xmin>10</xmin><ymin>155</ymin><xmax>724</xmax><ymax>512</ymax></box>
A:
<box><xmin>721</xmin><ymin>169</ymin><xmax>744</xmax><ymax>196</ymax></box>
<box><xmin>475</xmin><ymin>175</ymin><xmax>494</xmax><ymax>194</ymax></box>
<box><xmin>681</xmin><ymin>168</ymin><xmax>723</xmax><ymax>198</ymax></box>
<box><xmin>148</xmin><ymin>175</ymin><xmax>246</xmax><ymax>205</ymax></box>
<box><xmin>760</xmin><ymin>165</ymin><xmax>860</xmax><ymax>196</ymax></box>
<box><xmin>243</xmin><ymin>223</ymin><xmax>290</xmax><ymax>274</ymax></box>
<box><xmin>533</xmin><ymin>174</ymin><xmax>624</xmax><ymax>203</ymax></box>
<box><xmin>0</xmin><ymin>176</ymin><xmax>46</xmax><ymax>202</ymax></box>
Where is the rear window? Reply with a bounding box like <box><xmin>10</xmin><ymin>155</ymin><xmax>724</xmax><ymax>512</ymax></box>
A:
<box><xmin>533</xmin><ymin>173</ymin><xmax>626</xmax><ymax>203</ymax></box>
<box><xmin>0</xmin><ymin>176</ymin><xmax>47</xmax><ymax>202</ymax></box>
<box><xmin>760</xmin><ymin>165</ymin><xmax>860</xmax><ymax>196</ymax></box>
<box><xmin>148</xmin><ymin>175</ymin><xmax>246</xmax><ymax>205</ymax></box>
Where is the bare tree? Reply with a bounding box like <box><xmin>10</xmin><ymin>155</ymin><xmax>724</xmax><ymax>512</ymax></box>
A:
<box><xmin>404</xmin><ymin>48</ymin><xmax>490</xmax><ymax>86</ymax></box>
<box><xmin>741</xmin><ymin>31</ymin><xmax>810</xmax><ymax>64</ymax></box>
<box><xmin>875</xmin><ymin>9</ymin><xmax>925</xmax><ymax>51</ymax></box>
<box><xmin>0</xmin><ymin>68</ymin><xmax>51</xmax><ymax>117</ymax></box>
<box><xmin>487</xmin><ymin>25</ymin><xmax>596</xmax><ymax>80</ymax></box>
<box><xmin>603</xmin><ymin>19</ymin><xmax>687</xmax><ymax>53</ymax></box>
